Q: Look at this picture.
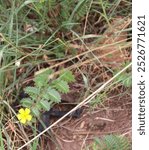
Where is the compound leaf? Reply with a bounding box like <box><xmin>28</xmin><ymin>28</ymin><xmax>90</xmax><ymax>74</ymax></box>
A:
<box><xmin>34</xmin><ymin>69</ymin><xmax>53</xmax><ymax>87</ymax></box>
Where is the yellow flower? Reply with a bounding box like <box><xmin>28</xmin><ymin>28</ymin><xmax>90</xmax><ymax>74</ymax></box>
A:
<box><xmin>17</xmin><ymin>108</ymin><xmax>32</xmax><ymax>124</ymax></box>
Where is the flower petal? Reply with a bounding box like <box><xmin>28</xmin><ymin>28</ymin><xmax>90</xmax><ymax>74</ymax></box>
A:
<box><xmin>25</xmin><ymin>108</ymin><xmax>30</xmax><ymax>115</ymax></box>
<box><xmin>20</xmin><ymin>118</ymin><xmax>26</xmax><ymax>124</ymax></box>
<box><xmin>19</xmin><ymin>108</ymin><xmax>25</xmax><ymax>114</ymax></box>
<box><xmin>17</xmin><ymin>114</ymin><xmax>22</xmax><ymax>120</ymax></box>
<box><xmin>26</xmin><ymin>115</ymin><xmax>32</xmax><ymax>121</ymax></box>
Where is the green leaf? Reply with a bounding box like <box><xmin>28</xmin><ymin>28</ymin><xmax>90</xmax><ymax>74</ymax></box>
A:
<box><xmin>36</xmin><ymin>103</ymin><xmax>43</xmax><ymax>110</ymax></box>
<box><xmin>41</xmin><ymin>87</ymin><xmax>52</xmax><ymax>100</ymax></box>
<box><xmin>52</xmin><ymin>80</ymin><xmax>69</xmax><ymax>93</ymax></box>
<box><xmin>0</xmin><ymin>127</ymin><xmax>5</xmax><ymax>150</ymax></box>
<box><xmin>24</xmin><ymin>86</ymin><xmax>40</xmax><ymax>95</ymax></box>
<box><xmin>18</xmin><ymin>0</ymin><xmax>38</xmax><ymax>11</ymax></box>
<box><xmin>59</xmin><ymin>70</ymin><xmax>75</xmax><ymax>83</ymax></box>
<box><xmin>34</xmin><ymin>69</ymin><xmax>53</xmax><ymax>87</ymax></box>
<box><xmin>39</xmin><ymin>100</ymin><xmax>51</xmax><ymax>111</ymax></box>
<box><xmin>114</xmin><ymin>73</ymin><xmax>131</xmax><ymax>88</ymax></box>
<box><xmin>123</xmin><ymin>76</ymin><xmax>132</xmax><ymax>87</ymax></box>
<box><xmin>21</xmin><ymin>98</ymin><xmax>34</xmax><ymax>108</ymax></box>
<box><xmin>31</xmin><ymin>107</ymin><xmax>40</xmax><ymax>117</ymax></box>
<box><xmin>68</xmin><ymin>0</ymin><xmax>88</xmax><ymax>22</ymax></box>
<box><xmin>49</xmin><ymin>0</ymin><xmax>57</xmax><ymax>8</ymax></box>
<box><xmin>47</xmin><ymin>87</ymin><xmax>61</xmax><ymax>103</ymax></box>
<box><xmin>42</xmin><ymin>93</ymin><xmax>50</xmax><ymax>100</ymax></box>
<box><xmin>34</xmin><ymin>75</ymin><xmax>48</xmax><ymax>87</ymax></box>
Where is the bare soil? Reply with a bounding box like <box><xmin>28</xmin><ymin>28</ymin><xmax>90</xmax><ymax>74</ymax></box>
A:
<box><xmin>52</xmin><ymin>92</ymin><xmax>131</xmax><ymax>150</ymax></box>
<box><xmin>39</xmin><ymin>85</ymin><xmax>131</xmax><ymax>150</ymax></box>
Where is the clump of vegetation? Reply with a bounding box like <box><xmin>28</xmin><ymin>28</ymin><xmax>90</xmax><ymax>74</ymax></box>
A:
<box><xmin>87</xmin><ymin>135</ymin><xmax>131</xmax><ymax>150</ymax></box>
<box><xmin>90</xmin><ymin>92</ymin><xmax>107</xmax><ymax>109</ymax></box>
<box><xmin>18</xmin><ymin>69</ymin><xmax>75</xmax><ymax>123</ymax></box>
<box><xmin>114</xmin><ymin>62</ymin><xmax>132</xmax><ymax>88</ymax></box>
<box><xmin>36</xmin><ymin>0</ymin><xmax>91</xmax><ymax>29</ymax></box>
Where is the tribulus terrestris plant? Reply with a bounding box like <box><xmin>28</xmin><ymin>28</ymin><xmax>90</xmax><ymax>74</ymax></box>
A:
<box><xmin>17</xmin><ymin>69</ymin><xmax>75</xmax><ymax>124</ymax></box>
